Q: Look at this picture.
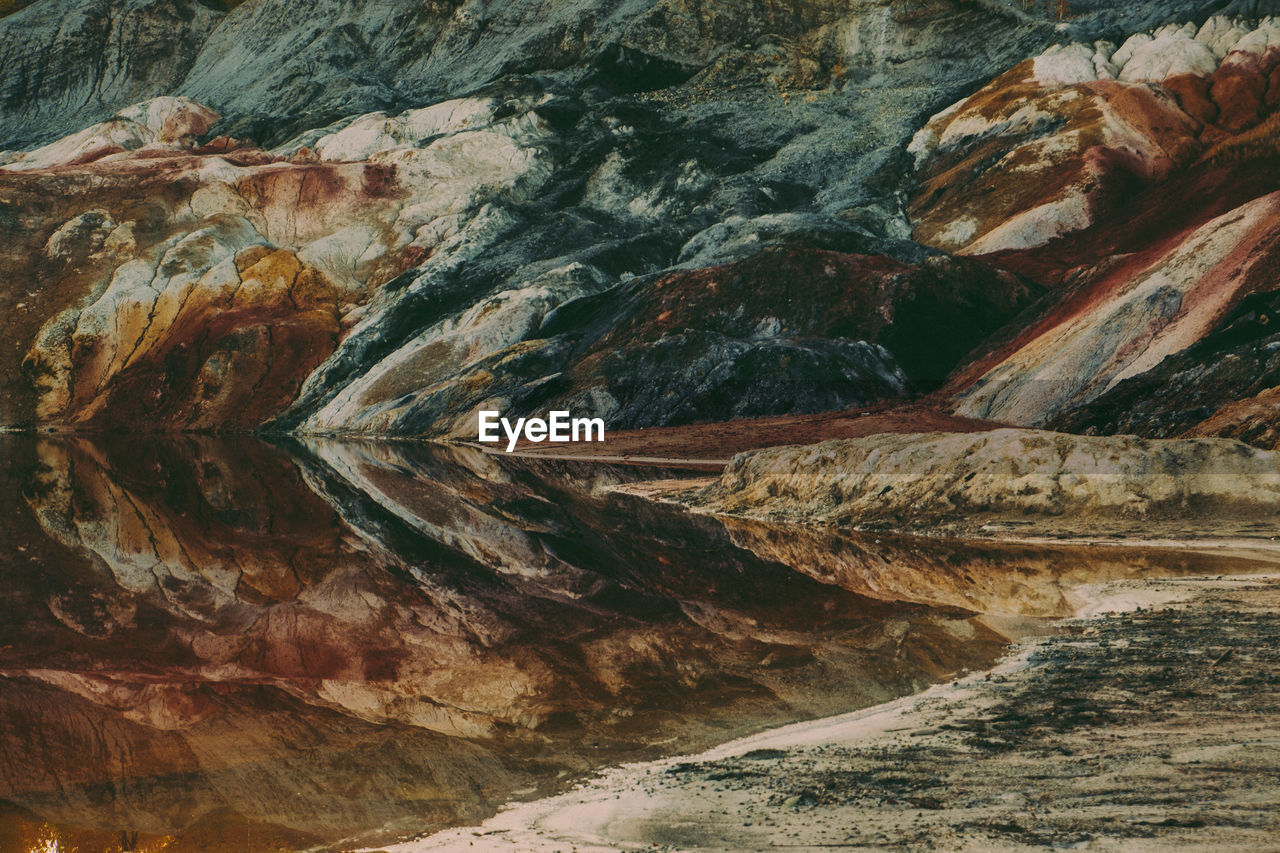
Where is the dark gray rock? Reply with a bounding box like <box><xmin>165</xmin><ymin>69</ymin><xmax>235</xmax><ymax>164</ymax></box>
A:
<box><xmin>0</xmin><ymin>0</ymin><xmax>223</xmax><ymax>149</ymax></box>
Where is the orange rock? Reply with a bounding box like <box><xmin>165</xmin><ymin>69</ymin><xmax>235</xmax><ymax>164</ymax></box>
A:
<box><xmin>1210</xmin><ymin>63</ymin><xmax>1266</xmax><ymax>133</ymax></box>
<box><xmin>1163</xmin><ymin>73</ymin><xmax>1217</xmax><ymax>126</ymax></box>
<box><xmin>289</xmin><ymin>146</ymin><xmax>320</xmax><ymax>164</ymax></box>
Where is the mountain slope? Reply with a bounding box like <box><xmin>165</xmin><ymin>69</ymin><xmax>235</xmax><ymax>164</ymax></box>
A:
<box><xmin>4</xmin><ymin>0</ymin><xmax>1279</xmax><ymax>442</ymax></box>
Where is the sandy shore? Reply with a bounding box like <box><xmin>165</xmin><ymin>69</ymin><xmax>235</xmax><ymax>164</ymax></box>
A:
<box><xmin>370</xmin><ymin>572</ymin><xmax>1280</xmax><ymax>852</ymax></box>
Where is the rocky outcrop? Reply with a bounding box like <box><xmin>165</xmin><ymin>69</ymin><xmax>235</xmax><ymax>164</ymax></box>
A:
<box><xmin>0</xmin><ymin>96</ymin><xmax>219</xmax><ymax>171</ymax></box>
<box><xmin>1050</xmin><ymin>285</ymin><xmax>1280</xmax><ymax>446</ymax></box>
<box><xmin>900</xmin><ymin>16</ymin><xmax>1280</xmax><ymax>441</ymax></box>
<box><xmin>951</xmin><ymin>190</ymin><xmax>1280</xmax><ymax>428</ymax></box>
<box><xmin>909</xmin><ymin>16</ymin><xmax>1280</xmax><ymax>255</ymax></box>
<box><xmin>4</xmin><ymin>92</ymin><xmax>555</xmax><ymax>429</ymax></box>
<box><xmin>4</xmin><ymin>2</ymin><xmax>1279</xmax><ymax>443</ymax></box>
<box><xmin>4</xmin><ymin>0</ymin><xmax>1209</xmax><ymax>151</ymax></box>
<box><xmin>286</xmin><ymin>246</ymin><xmax>1035</xmax><ymax>435</ymax></box>
<box><xmin>684</xmin><ymin>429</ymin><xmax>1280</xmax><ymax>533</ymax></box>
<box><xmin>0</xmin><ymin>0</ymin><xmax>224</xmax><ymax>150</ymax></box>
<box><xmin>3</xmin><ymin>0</ymin><xmax>1220</xmax><ymax>437</ymax></box>
<box><xmin>4</xmin><ymin>72</ymin><xmax>1037</xmax><ymax>435</ymax></box>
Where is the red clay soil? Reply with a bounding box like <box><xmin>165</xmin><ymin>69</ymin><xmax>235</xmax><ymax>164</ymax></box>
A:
<box><xmin>509</xmin><ymin>401</ymin><xmax>1006</xmax><ymax>467</ymax></box>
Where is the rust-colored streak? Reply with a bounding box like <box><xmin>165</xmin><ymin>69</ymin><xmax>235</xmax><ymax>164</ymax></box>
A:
<box><xmin>79</xmin><ymin>296</ymin><xmax>341</xmax><ymax>431</ymax></box>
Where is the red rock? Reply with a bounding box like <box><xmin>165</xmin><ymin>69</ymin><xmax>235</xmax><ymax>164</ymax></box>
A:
<box><xmin>1210</xmin><ymin>63</ymin><xmax>1266</xmax><ymax>132</ymax></box>
<box><xmin>1267</xmin><ymin>64</ymin><xmax>1280</xmax><ymax>108</ymax></box>
<box><xmin>1162</xmin><ymin>73</ymin><xmax>1217</xmax><ymax>126</ymax></box>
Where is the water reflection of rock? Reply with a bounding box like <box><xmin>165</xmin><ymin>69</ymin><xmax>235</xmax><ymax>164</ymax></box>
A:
<box><xmin>715</xmin><ymin>518</ymin><xmax>1280</xmax><ymax>618</ymax></box>
<box><xmin>0</xmin><ymin>435</ymin><xmax>1009</xmax><ymax>849</ymax></box>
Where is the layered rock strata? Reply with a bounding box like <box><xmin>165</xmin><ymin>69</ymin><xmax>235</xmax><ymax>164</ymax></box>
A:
<box><xmin>5</xmin><ymin>0</ymin><xmax>1247</xmax><ymax>439</ymax></box>
<box><xmin>904</xmin><ymin>16</ymin><xmax>1280</xmax><ymax>444</ymax></box>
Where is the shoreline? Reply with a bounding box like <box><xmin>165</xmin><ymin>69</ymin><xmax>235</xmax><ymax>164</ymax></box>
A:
<box><xmin>369</xmin><ymin>569</ymin><xmax>1280</xmax><ymax>852</ymax></box>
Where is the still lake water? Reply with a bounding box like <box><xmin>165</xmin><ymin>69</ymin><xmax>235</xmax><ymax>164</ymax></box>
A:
<box><xmin>0</xmin><ymin>435</ymin><xmax>1049</xmax><ymax>851</ymax></box>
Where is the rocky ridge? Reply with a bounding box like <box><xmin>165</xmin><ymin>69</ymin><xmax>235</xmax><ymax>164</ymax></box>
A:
<box><xmin>680</xmin><ymin>428</ymin><xmax>1280</xmax><ymax>534</ymax></box>
<box><xmin>908</xmin><ymin>15</ymin><xmax>1280</xmax><ymax>442</ymax></box>
<box><xmin>7</xmin><ymin>1</ymin><xmax>1280</xmax><ymax>442</ymax></box>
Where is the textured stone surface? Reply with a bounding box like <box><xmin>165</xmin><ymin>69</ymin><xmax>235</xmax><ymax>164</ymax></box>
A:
<box><xmin>287</xmin><ymin>246</ymin><xmax>1034</xmax><ymax>435</ymax></box>
<box><xmin>1050</xmin><ymin>286</ymin><xmax>1280</xmax><ymax>447</ymax></box>
<box><xmin>0</xmin><ymin>0</ymin><xmax>225</xmax><ymax>150</ymax></box>
<box><xmin>4</xmin><ymin>1</ymin><xmax>1280</xmax><ymax>443</ymax></box>
<box><xmin>900</xmin><ymin>16</ymin><xmax>1280</xmax><ymax>441</ymax></box>
<box><xmin>953</xmin><ymin>191</ymin><xmax>1280</xmax><ymax>427</ymax></box>
<box><xmin>3</xmin><ymin>0</ymin><xmax>1225</xmax><ymax>150</ymax></box>
<box><xmin>3</xmin><ymin>92</ymin><xmax>555</xmax><ymax>429</ymax></box>
<box><xmin>687</xmin><ymin>428</ymin><xmax>1280</xmax><ymax>532</ymax></box>
<box><xmin>907</xmin><ymin>16</ymin><xmax>1280</xmax><ymax>256</ymax></box>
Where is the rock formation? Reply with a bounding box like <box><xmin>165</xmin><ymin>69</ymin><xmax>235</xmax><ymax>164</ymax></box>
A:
<box><xmin>7</xmin><ymin>3</ymin><xmax>1280</xmax><ymax>847</ymax></box>
<box><xmin>10</xmin><ymin>0</ymin><xmax>1273</xmax><ymax>440</ymax></box>
<box><xmin>908</xmin><ymin>16</ymin><xmax>1280</xmax><ymax>443</ymax></box>
<box><xmin>684</xmin><ymin>428</ymin><xmax>1280</xmax><ymax>533</ymax></box>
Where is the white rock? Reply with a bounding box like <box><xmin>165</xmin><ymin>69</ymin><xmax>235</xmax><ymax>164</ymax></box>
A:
<box><xmin>42</xmin><ymin>210</ymin><xmax>115</xmax><ymax>260</ymax></box>
<box><xmin>1224</xmin><ymin>21</ymin><xmax>1280</xmax><ymax>62</ymax></box>
<box><xmin>1195</xmin><ymin>15</ymin><xmax>1250</xmax><ymax>59</ymax></box>
<box><xmin>1033</xmin><ymin>43</ymin><xmax>1099</xmax><ymax>86</ymax></box>
<box><xmin>1093</xmin><ymin>52</ymin><xmax>1119</xmax><ymax>80</ymax></box>
<box><xmin>1</xmin><ymin>96</ymin><xmax>219</xmax><ymax>171</ymax></box>
<box><xmin>1111</xmin><ymin>32</ymin><xmax>1153</xmax><ymax>69</ymax></box>
<box><xmin>311</xmin><ymin>97</ymin><xmax>498</xmax><ymax>161</ymax></box>
<box><xmin>1117</xmin><ymin>34</ymin><xmax>1217</xmax><ymax>82</ymax></box>
<box><xmin>113</xmin><ymin>96</ymin><xmax>219</xmax><ymax>142</ymax></box>
<box><xmin>956</xmin><ymin>192</ymin><xmax>1280</xmax><ymax>425</ymax></box>
<box><xmin>961</xmin><ymin>188</ymin><xmax>1092</xmax><ymax>255</ymax></box>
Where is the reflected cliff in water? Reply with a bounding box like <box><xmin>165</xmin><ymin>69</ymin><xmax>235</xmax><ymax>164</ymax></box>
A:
<box><xmin>0</xmin><ymin>435</ymin><xmax>1013</xmax><ymax>851</ymax></box>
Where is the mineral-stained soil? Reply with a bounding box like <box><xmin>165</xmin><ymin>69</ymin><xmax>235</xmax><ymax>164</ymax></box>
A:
<box><xmin>390</xmin><ymin>573</ymin><xmax>1280</xmax><ymax>852</ymax></box>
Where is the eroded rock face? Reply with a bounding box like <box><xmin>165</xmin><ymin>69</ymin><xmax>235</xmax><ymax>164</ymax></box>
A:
<box><xmin>0</xmin><ymin>0</ymin><xmax>225</xmax><ymax>150</ymax></box>
<box><xmin>909</xmin><ymin>16</ymin><xmax>1280</xmax><ymax>255</ymax></box>
<box><xmin>5</xmin><ymin>4</ymin><xmax>1280</xmax><ymax>443</ymax></box>
<box><xmin>0</xmin><ymin>97</ymin><xmax>220</xmax><ymax>172</ymax></box>
<box><xmin>903</xmin><ymin>17</ymin><xmax>1280</xmax><ymax>441</ymax></box>
<box><xmin>290</xmin><ymin>246</ymin><xmax>1036</xmax><ymax>435</ymax></box>
<box><xmin>3</xmin><ymin>74</ymin><xmax>1040</xmax><ymax>435</ymax></box>
<box><xmin>952</xmin><ymin>191</ymin><xmax>1280</xmax><ymax>427</ymax></box>
<box><xmin>1049</xmin><ymin>285</ymin><xmax>1280</xmax><ymax>446</ymax></box>
<box><xmin>4</xmin><ymin>0</ymin><xmax>1202</xmax><ymax>151</ymax></box>
<box><xmin>4</xmin><ymin>92</ymin><xmax>555</xmax><ymax>429</ymax></box>
<box><xmin>4</xmin><ymin>0</ymin><xmax>1202</xmax><ymax>437</ymax></box>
